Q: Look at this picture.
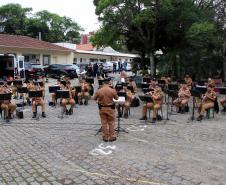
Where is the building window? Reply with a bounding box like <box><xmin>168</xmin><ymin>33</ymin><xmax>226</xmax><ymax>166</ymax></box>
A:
<box><xmin>73</xmin><ymin>58</ymin><xmax>77</xmax><ymax>64</ymax></box>
<box><xmin>80</xmin><ymin>58</ymin><xmax>83</xmax><ymax>62</ymax></box>
<box><xmin>43</xmin><ymin>55</ymin><xmax>50</xmax><ymax>66</ymax></box>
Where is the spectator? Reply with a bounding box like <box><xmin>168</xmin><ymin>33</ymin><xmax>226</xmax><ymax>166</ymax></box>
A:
<box><xmin>93</xmin><ymin>63</ymin><xmax>98</xmax><ymax>78</ymax></box>
<box><xmin>113</xmin><ymin>63</ymin><xmax>117</xmax><ymax>74</ymax></box>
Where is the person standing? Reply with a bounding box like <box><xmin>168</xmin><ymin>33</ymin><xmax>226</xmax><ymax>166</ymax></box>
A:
<box><xmin>94</xmin><ymin>79</ymin><xmax>119</xmax><ymax>142</ymax></box>
<box><xmin>113</xmin><ymin>63</ymin><xmax>117</xmax><ymax>74</ymax></box>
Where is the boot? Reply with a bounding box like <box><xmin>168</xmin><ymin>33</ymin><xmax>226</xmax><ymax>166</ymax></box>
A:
<box><xmin>196</xmin><ymin>115</ymin><xmax>203</xmax><ymax>121</ymax></box>
<box><xmin>123</xmin><ymin>112</ymin><xmax>128</xmax><ymax>119</ymax></box>
<box><xmin>139</xmin><ymin>116</ymin><xmax>147</xmax><ymax>120</ymax></box>
<box><xmin>177</xmin><ymin>107</ymin><xmax>182</xmax><ymax>113</ymax></box>
<box><xmin>84</xmin><ymin>100</ymin><xmax>88</xmax><ymax>105</ymax></box>
<box><xmin>42</xmin><ymin>112</ymin><xmax>46</xmax><ymax>118</ymax></box>
<box><xmin>32</xmin><ymin>112</ymin><xmax>37</xmax><ymax>118</ymax></box>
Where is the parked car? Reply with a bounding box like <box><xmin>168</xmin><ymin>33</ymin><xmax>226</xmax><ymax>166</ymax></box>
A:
<box><xmin>45</xmin><ymin>64</ymin><xmax>78</xmax><ymax>79</ymax></box>
<box><xmin>25</xmin><ymin>63</ymin><xmax>44</xmax><ymax>79</ymax></box>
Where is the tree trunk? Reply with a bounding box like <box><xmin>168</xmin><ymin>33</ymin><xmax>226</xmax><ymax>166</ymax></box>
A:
<box><xmin>150</xmin><ymin>53</ymin><xmax>155</xmax><ymax>76</ymax></box>
<box><xmin>223</xmin><ymin>56</ymin><xmax>226</xmax><ymax>81</ymax></box>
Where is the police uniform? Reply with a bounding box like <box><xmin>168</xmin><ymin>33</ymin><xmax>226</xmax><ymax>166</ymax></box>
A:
<box><xmin>140</xmin><ymin>85</ymin><xmax>164</xmax><ymax>123</ymax></box>
<box><xmin>0</xmin><ymin>83</ymin><xmax>17</xmax><ymax>121</ymax></box>
<box><xmin>197</xmin><ymin>84</ymin><xmax>216</xmax><ymax>121</ymax></box>
<box><xmin>61</xmin><ymin>82</ymin><xmax>75</xmax><ymax>115</ymax></box>
<box><xmin>30</xmin><ymin>82</ymin><xmax>46</xmax><ymax>118</ymax></box>
<box><xmin>173</xmin><ymin>84</ymin><xmax>191</xmax><ymax>113</ymax></box>
<box><xmin>94</xmin><ymin>81</ymin><xmax>118</xmax><ymax>142</ymax></box>
<box><xmin>78</xmin><ymin>79</ymin><xmax>90</xmax><ymax>105</ymax></box>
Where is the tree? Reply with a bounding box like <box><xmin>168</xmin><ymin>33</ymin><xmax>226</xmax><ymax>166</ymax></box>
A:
<box><xmin>0</xmin><ymin>3</ymin><xmax>32</xmax><ymax>34</ymax></box>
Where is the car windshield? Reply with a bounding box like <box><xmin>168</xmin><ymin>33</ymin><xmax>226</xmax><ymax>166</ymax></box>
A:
<box><xmin>31</xmin><ymin>64</ymin><xmax>42</xmax><ymax>68</ymax></box>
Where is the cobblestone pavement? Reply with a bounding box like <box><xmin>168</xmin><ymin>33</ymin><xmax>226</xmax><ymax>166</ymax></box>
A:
<box><xmin>0</xmin><ymin>77</ymin><xmax>226</xmax><ymax>185</ymax></box>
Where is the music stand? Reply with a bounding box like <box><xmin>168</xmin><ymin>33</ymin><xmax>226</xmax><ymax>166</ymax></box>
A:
<box><xmin>0</xmin><ymin>81</ymin><xmax>4</xmax><ymax>85</ymax></box>
<box><xmin>7</xmin><ymin>81</ymin><xmax>12</xmax><ymax>86</ymax></box>
<box><xmin>18</xmin><ymin>87</ymin><xmax>28</xmax><ymax>108</ymax></box>
<box><xmin>86</xmin><ymin>78</ymin><xmax>94</xmax><ymax>84</ymax></box>
<box><xmin>13</xmin><ymin>80</ymin><xmax>23</xmax><ymax>86</ymax></box>
<box><xmin>141</xmin><ymin>83</ymin><xmax>150</xmax><ymax>89</ymax></box>
<box><xmin>114</xmin><ymin>94</ymin><xmax>128</xmax><ymax>136</ymax></box>
<box><xmin>139</xmin><ymin>95</ymin><xmax>153</xmax><ymax>103</ymax></box>
<box><xmin>98</xmin><ymin>79</ymin><xmax>104</xmax><ymax>86</ymax></box>
<box><xmin>49</xmin><ymin>86</ymin><xmax>61</xmax><ymax>93</ymax></box>
<box><xmin>188</xmin><ymin>89</ymin><xmax>201</xmax><ymax>122</ymax></box>
<box><xmin>195</xmin><ymin>85</ymin><xmax>207</xmax><ymax>94</ymax></box>
<box><xmin>165</xmin><ymin>89</ymin><xmax>178</xmax><ymax>121</ymax></box>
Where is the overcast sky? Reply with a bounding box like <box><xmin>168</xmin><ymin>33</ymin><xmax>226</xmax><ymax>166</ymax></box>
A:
<box><xmin>0</xmin><ymin>0</ymin><xmax>100</xmax><ymax>33</ymax></box>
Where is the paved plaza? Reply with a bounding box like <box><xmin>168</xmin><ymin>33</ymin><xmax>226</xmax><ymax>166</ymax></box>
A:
<box><xmin>0</xmin><ymin>77</ymin><xmax>226</xmax><ymax>185</ymax></box>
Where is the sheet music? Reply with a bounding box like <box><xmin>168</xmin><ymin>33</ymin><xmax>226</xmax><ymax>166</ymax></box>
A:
<box><xmin>113</xmin><ymin>96</ymin><xmax>125</xmax><ymax>103</ymax></box>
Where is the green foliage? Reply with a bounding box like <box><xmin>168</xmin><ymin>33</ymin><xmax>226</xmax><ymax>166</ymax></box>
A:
<box><xmin>0</xmin><ymin>3</ymin><xmax>83</xmax><ymax>43</ymax></box>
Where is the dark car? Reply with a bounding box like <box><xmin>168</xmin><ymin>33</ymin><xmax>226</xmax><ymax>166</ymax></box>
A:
<box><xmin>45</xmin><ymin>64</ymin><xmax>78</xmax><ymax>79</ymax></box>
<box><xmin>25</xmin><ymin>63</ymin><xmax>45</xmax><ymax>79</ymax></box>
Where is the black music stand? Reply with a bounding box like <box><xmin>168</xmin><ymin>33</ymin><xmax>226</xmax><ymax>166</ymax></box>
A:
<box><xmin>195</xmin><ymin>86</ymin><xmax>207</xmax><ymax>94</ymax></box>
<box><xmin>86</xmin><ymin>78</ymin><xmax>94</xmax><ymax>84</ymax></box>
<box><xmin>187</xmin><ymin>89</ymin><xmax>201</xmax><ymax>122</ymax></box>
<box><xmin>127</xmin><ymin>85</ymin><xmax>134</xmax><ymax>93</ymax></box>
<box><xmin>166</xmin><ymin>89</ymin><xmax>178</xmax><ymax>121</ymax></box>
<box><xmin>115</xmin><ymin>93</ymin><xmax>128</xmax><ymax>136</ymax></box>
<box><xmin>49</xmin><ymin>86</ymin><xmax>61</xmax><ymax>93</ymax></box>
<box><xmin>55</xmin><ymin>90</ymin><xmax>70</xmax><ymax>119</ymax></box>
<box><xmin>115</xmin><ymin>84</ymin><xmax>123</xmax><ymax>92</ymax></box>
<box><xmin>218</xmin><ymin>88</ymin><xmax>226</xmax><ymax>112</ymax></box>
<box><xmin>139</xmin><ymin>95</ymin><xmax>153</xmax><ymax>123</ymax></box>
<box><xmin>141</xmin><ymin>83</ymin><xmax>150</xmax><ymax>89</ymax></box>
<box><xmin>13</xmin><ymin>80</ymin><xmax>23</xmax><ymax>86</ymax></box>
<box><xmin>0</xmin><ymin>93</ymin><xmax>12</xmax><ymax>122</ymax></box>
<box><xmin>18</xmin><ymin>87</ymin><xmax>28</xmax><ymax>108</ymax></box>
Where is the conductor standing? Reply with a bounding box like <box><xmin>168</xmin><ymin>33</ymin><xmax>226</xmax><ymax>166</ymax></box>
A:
<box><xmin>94</xmin><ymin>79</ymin><xmax>119</xmax><ymax>142</ymax></box>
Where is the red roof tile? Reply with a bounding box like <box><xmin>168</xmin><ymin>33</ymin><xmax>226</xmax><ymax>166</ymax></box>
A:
<box><xmin>76</xmin><ymin>44</ymin><xmax>94</xmax><ymax>51</ymax></box>
<box><xmin>0</xmin><ymin>34</ymin><xmax>72</xmax><ymax>52</ymax></box>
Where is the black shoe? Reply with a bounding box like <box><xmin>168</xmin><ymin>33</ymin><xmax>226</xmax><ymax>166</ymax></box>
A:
<box><xmin>109</xmin><ymin>137</ymin><xmax>117</xmax><ymax>142</ymax></box>
<box><xmin>84</xmin><ymin>100</ymin><xmax>88</xmax><ymax>105</ymax></box>
<box><xmin>20</xmin><ymin>95</ymin><xmax>23</xmax><ymax>99</ymax></box>
<box><xmin>197</xmin><ymin>115</ymin><xmax>203</xmax><ymax>121</ymax></box>
<box><xmin>32</xmin><ymin>112</ymin><xmax>37</xmax><ymax>118</ymax></box>
<box><xmin>79</xmin><ymin>101</ymin><xmax>83</xmax><ymax>105</ymax></box>
<box><xmin>123</xmin><ymin>112</ymin><xmax>128</xmax><ymax>119</ymax></box>
<box><xmin>6</xmin><ymin>117</ymin><xmax>10</xmax><ymax>123</ymax></box>
<box><xmin>42</xmin><ymin>112</ymin><xmax>46</xmax><ymax>118</ymax></box>
<box><xmin>68</xmin><ymin>108</ymin><xmax>73</xmax><ymax>115</ymax></box>
<box><xmin>27</xmin><ymin>100</ymin><xmax>31</xmax><ymax>106</ymax></box>
<box><xmin>139</xmin><ymin>116</ymin><xmax>147</xmax><ymax>121</ymax></box>
<box><xmin>103</xmin><ymin>138</ymin><xmax>108</xmax><ymax>142</ymax></box>
<box><xmin>177</xmin><ymin>107</ymin><xmax>182</xmax><ymax>113</ymax></box>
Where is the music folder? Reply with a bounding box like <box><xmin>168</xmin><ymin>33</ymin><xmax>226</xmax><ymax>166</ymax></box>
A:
<box><xmin>18</xmin><ymin>87</ymin><xmax>28</xmax><ymax>94</ymax></box>
<box><xmin>49</xmin><ymin>86</ymin><xmax>61</xmax><ymax>93</ymax></box>
<box><xmin>13</xmin><ymin>80</ymin><xmax>23</xmax><ymax>86</ymax></box>
<box><xmin>56</xmin><ymin>90</ymin><xmax>70</xmax><ymax>99</ymax></box>
<box><xmin>113</xmin><ymin>97</ymin><xmax>125</xmax><ymax>104</ymax></box>
<box><xmin>28</xmin><ymin>90</ymin><xmax>43</xmax><ymax>98</ymax></box>
<box><xmin>139</xmin><ymin>95</ymin><xmax>153</xmax><ymax>103</ymax></box>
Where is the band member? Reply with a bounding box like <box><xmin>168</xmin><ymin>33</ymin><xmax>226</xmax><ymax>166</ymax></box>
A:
<box><xmin>78</xmin><ymin>78</ymin><xmax>90</xmax><ymax>105</ymax></box>
<box><xmin>12</xmin><ymin>75</ymin><xmax>23</xmax><ymax>99</ymax></box>
<box><xmin>94</xmin><ymin>79</ymin><xmax>119</xmax><ymax>142</ymax></box>
<box><xmin>184</xmin><ymin>74</ymin><xmax>193</xmax><ymax>89</ymax></box>
<box><xmin>61</xmin><ymin>81</ymin><xmax>75</xmax><ymax>115</ymax></box>
<box><xmin>0</xmin><ymin>82</ymin><xmax>17</xmax><ymax>121</ymax></box>
<box><xmin>173</xmin><ymin>82</ymin><xmax>191</xmax><ymax>113</ymax></box>
<box><xmin>140</xmin><ymin>82</ymin><xmax>164</xmax><ymax>123</ymax></box>
<box><xmin>30</xmin><ymin>81</ymin><xmax>46</xmax><ymax>118</ymax></box>
<box><xmin>220</xmin><ymin>97</ymin><xmax>226</xmax><ymax>111</ymax></box>
<box><xmin>197</xmin><ymin>84</ymin><xmax>216</xmax><ymax>121</ymax></box>
<box><xmin>116</xmin><ymin>84</ymin><xmax>133</xmax><ymax>118</ymax></box>
<box><xmin>128</xmin><ymin>79</ymin><xmax>137</xmax><ymax>93</ymax></box>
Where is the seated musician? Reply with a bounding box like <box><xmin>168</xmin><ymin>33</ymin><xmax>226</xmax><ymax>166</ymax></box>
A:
<box><xmin>30</xmin><ymin>81</ymin><xmax>46</xmax><ymax>118</ymax></box>
<box><xmin>61</xmin><ymin>81</ymin><xmax>75</xmax><ymax>115</ymax></box>
<box><xmin>220</xmin><ymin>97</ymin><xmax>226</xmax><ymax>111</ymax></box>
<box><xmin>78</xmin><ymin>78</ymin><xmax>90</xmax><ymax>105</ymax></box>
<box><xmin>116</xmin><ymin>84</ymin><xmax>133</xmax><ymax>118</ymax></box>
<box><xmin>0</xmin><ymin>82</ymin><xmax>17</xmax><ymax>121</ymax></box>
<box><xmin>173</xmin><ymin>82</ymin><xmax>191</xmax><ymax>113</ymax></box>
<box><xmin>12</xmin><ymin>75</ymin><xmax>23</xmax><ymax>99</ymax></box>
<box><xmin>128</xmin><ymin>79</ymin><xmax>137</xmax><ymax>94</ymax></box>
<box><xmin>140</xmin><ymin>81</ymin><xmax>164</xmax><ymax>123</ymax></box>
<box><xmin>184</xmin><ymin>74</ymin><xmax>193</xmax><ymax>89</ymax></box>
<box><xmin>197</xmin><ymin>84</ymin><xmax>216</xmax><ymax>121</ymax></box>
